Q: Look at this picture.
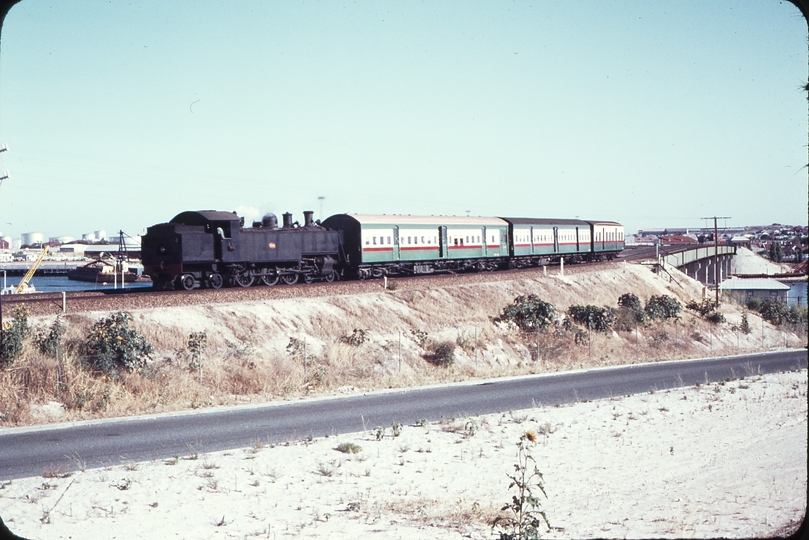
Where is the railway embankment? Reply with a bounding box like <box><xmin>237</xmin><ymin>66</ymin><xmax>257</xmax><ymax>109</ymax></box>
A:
<box><xmin>4</xmin><ymin>261</ymin><xmax>807</xmax><ymax>426</ymax></box>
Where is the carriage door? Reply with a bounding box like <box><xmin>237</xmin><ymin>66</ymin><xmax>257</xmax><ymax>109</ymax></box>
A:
<box><xmin>439</xmin><ymin>226</ymin><xmax>448</xmax><ymax>258</ymax></box>
<box><xmin>553</xmin><ymin>227</ymin><xmax>559</xmax><ymax>253</ymax></box>
<box><xmin>393</xmin><ymin>227</ymin><xmax>400</xmax><ymax>261</ymax></box>
<box><xmin>575</xmin><ymin>227</ymin><xmax>580</xmax><ymax>252</ymax></box>
<box><xmin>481</xmin><ymin>227</ymin><xmax>487</xmax><ymax>257</ymax></box>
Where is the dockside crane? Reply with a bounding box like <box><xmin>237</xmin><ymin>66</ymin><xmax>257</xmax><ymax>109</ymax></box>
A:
<box><xmin>15</xmin><ymin>245</ymin><xmax>49</xmax><ymax>293</ymax></box>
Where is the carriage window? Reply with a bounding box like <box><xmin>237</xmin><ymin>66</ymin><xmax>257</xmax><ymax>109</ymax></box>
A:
<box><xmin>460</xmin><ymin>238</ymin><xmax>465</xmax><ymax>246</ymax></box>
<box><xmin>421</xmin><ymin>236</ymin><xmax>425</xmax><ymax>243</ymax></box>
<box><xmin>454</xmin><ymin>238</ymin><xmax>458</xmax><ymax>246</ymax></box>
<box><xmin>373</xmin><ymin>237</ymin><xmax>377</xmax><ymax>245</ymax></box>
<box><xmin>388</xmin><ymin>236</ymin><xmax>392</xmax><ymax>244</ymax></box>
<box><xmin>407</xmin><ymin>237</ymin><xmax>411</xmax><ymax>244</ymax></box>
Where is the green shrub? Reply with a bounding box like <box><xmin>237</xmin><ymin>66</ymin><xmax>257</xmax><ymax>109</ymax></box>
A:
<box><xmin>758</xmin><ymin>298</ymin><xmax>790</xmax><ymax>325</ymax></box>
<box><xmin>756</xmin><ymin>298</ymin><xmax>806</xmax><ymax>325</ymax></box>
<box><xmin>0</xmin><ymin>305</ymin><xmax>30</xmax><ymax>367</ymax></box>
<box><xmin>567</xmin><ymin>305</ymin><xmax>615</xmax><ymax>333</ymax></box>
<box><xmin>617</xmin><ymin>293</ymin><xmax>647</xmax><ymax>324</ymax></box>
<box><xmin>686</xmin><ymin>300</ymin><xmax>725</xmax><ymax>324</ymax></box>
<box><xmin>745</xmin><ymin>297</ymin><xmax>762</xmax><ymax>311</ymax></box>
<box><xmin>430</xmin><ymin>341</ymin><xmax>456</xmax><ymax>367</ymax></box>
<box><xmin>499</xmin><ymin>295</ymin><xmax>556</xmax><ymax>332</ymax></box>
<box><xmin>82</xmin><ymin>312</ymin><xmax>154</xmax><ymax>376</ymax></box>
<box><xmin>645</xmin><ymin>295</ymin><xmax>681</xmax><ymax>321</ymax></box>
<box><xmin>34</xmin><ymin>316</ymin><xmax>64</xmax><ymax>357</ymax></box>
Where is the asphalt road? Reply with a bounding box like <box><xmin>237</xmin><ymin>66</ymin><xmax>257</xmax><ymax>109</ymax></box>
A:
<box><xmin>1</xmin><ymin>349</ymin><xmax>805</xmax><ymax>480</ymax></box>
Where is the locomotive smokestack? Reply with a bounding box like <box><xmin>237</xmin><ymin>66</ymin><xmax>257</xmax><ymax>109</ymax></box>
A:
<box><xmin>303</xmin><ymin>210</ymin><xmax>315</xmax><ymax>228</ymax></box>
<box><xmin>282</xmin><ymin>212</ymin><xmax>293</xmax><ymax>228</ymax></box>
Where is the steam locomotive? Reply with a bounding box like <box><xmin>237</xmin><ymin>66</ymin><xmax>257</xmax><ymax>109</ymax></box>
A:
<box><xmin>141</xmin><ymin>210</ymin><xmax>624</xmax><ymax>290</ymax></box>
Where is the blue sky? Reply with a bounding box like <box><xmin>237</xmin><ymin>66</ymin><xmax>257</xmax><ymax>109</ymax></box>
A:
<box><xmin>0</xmin><ymin>1</ymin><xmax>806</xmax><ymax>241</ymax></box>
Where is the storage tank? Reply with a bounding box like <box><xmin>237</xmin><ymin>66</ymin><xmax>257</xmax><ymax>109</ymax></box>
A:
<box><xmin>52</xmin><ymin>236</ymin><xmax>75</xmax><ymax>244</ymax></box>
<box><xmin>21</xmin><ymin>232</ymin><xmax>44</xmax><ymax>246</ymax></box>
<box><xmin>82</xmin><ymin>233</ymin><xmax>97</xmax><ymax>242</ymax></box>
<box><xmin>94</xmin><ymin>230</ymin><xmax>107</xmax><ymax>241</ymax></box>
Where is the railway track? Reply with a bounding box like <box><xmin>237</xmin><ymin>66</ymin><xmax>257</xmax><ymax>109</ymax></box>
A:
<box><xmin>1</xmin><ymin>261</ymin><xmax>625</xmax><ymax>318</ymax></box>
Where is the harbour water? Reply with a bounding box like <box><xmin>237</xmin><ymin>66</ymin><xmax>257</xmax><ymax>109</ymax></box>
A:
<box><xmin>786</xmin><ymin>281</ymin><xmax>807</xmax><ymax>307</ymax></box>
<box><xmin>2</xmin><ymin>275</ymin><xmax>152</xmax><ymax>294</ymax></box>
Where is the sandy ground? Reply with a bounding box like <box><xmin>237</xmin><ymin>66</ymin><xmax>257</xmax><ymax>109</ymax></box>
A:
<box><xmin>732</xmin><ymin>247</ymin><xmax>796</xmax><ymax>275</ymax></box>
<box><xmin>1</xmin><ymin>368</ymin><xmax>806</xmax><ymax>540</ymax></box>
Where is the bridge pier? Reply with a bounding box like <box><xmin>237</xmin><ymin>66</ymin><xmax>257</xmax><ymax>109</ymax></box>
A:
<box><xmin>666</xmin><ymin>246</ymin><xmax>737</xmax><ymax>287</ymax></box>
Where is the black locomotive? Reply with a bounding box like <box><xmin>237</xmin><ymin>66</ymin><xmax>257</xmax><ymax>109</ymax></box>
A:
<box><xmin>141</xmin><ymin>210</ymin><xmax>341</xmax><ymax>290</ymax></box>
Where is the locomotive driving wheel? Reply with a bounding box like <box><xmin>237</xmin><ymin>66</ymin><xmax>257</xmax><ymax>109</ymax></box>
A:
<box><xmin>178</xmin><ymin>274</ymin><xmax>195</xmax><ymax>291</ymax></box>
<box><xmin>324</xmin><ymin>270</ymin><xmax>337</xmax><ymax>283</ymax></box>
<box><xmin>208</xmin><ymin>273</ymin><xmax>223</xmax><ymax>289</ymax></box>
<box><xmin>281</xmin><ymin>273</ymin><xmax>299</xmax><ymax>285</ymax></box>
<box><xmin>261</xmin><ymin>274</ymin><xmax>280</xmax><ymax>286</ymax></box>
<box><xmin>234</xmin><ymin>271</ymin><xmax>254</xmax><ymax>288</ymax></box>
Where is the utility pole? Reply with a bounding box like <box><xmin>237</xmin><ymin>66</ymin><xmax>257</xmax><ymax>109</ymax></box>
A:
<box><xmin>701</xmin><ymin>216</ymin><xmax>731</xmax><ymax>306</ymax></box>
<box><xmin>0</xmin><ymin>145</ymin><xmax>8</xmax><ymax>329</ymax></box>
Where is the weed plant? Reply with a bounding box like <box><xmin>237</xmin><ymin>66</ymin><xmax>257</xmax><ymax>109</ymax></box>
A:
<box><xmin>34</xmin><ymin>316</ymin><xmax>63</xmax><ymax>357</ymax></box>
<box><xmin>336</xmin><ymin>442</ymin><xmax>362</xmax><ymax>454</ymax></box>
<box><xmin>493</xmin><ymin>431</ymin><xmax>549</xmax><ymax>539</ymax></box>
<box><xmin>0</xmin><ymin>305</ymin><xmax>30</xmax><ymax>367</ymax></box>
<box><xmin>187</xmin><ymin>331</ymin><xmax>207</xmax><ymax>370</ymax></box>
<box><xmin>339</xmin><ymin>328</ymin><xmax>368</xmax><ymax>346</ymax></box>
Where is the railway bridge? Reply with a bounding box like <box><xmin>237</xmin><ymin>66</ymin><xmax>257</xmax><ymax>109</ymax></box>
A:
<box><xmin>620</xmin><ymin>244</ymin><xmax>737</xmax><ymax>285</ymax></box>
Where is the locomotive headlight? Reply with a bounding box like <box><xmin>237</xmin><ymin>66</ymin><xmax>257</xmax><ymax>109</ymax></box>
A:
<box><xmin>268</xmin><ymin>242</ymin><xmax>276</xmax><ymax>249</ymax></box>
<box><xmin>159</xmin><ymin>245</ymin><xmax>167</xmax><ymax>254</ymax></box>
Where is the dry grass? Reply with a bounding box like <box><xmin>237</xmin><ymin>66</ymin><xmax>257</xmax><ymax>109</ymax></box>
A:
<box><xmin>2</xmin><ymin>264</ymin><xmax>806</xmax><ymax>426</ymax></box>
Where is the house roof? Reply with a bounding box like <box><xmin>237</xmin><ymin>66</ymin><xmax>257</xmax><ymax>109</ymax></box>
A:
<box><xmin>719</xmin><ymin>278</ymin><xmax>790</xmax><ymax>291</ymax></box>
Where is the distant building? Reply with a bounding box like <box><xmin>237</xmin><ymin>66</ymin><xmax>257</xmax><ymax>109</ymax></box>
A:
<box><xmin>660</xmin><ymin>234</ymin><xmax>698</xmax><ymax>245</ymax></box>
<box><xmin>719</xmin><ymin>277</ymin><xmax>790</xmax><ymax>304</ymax></box>
<box><xmin>730</xmin><ymin>236</ymin><xmax>752</xmax><ymax>248</ymax></box>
